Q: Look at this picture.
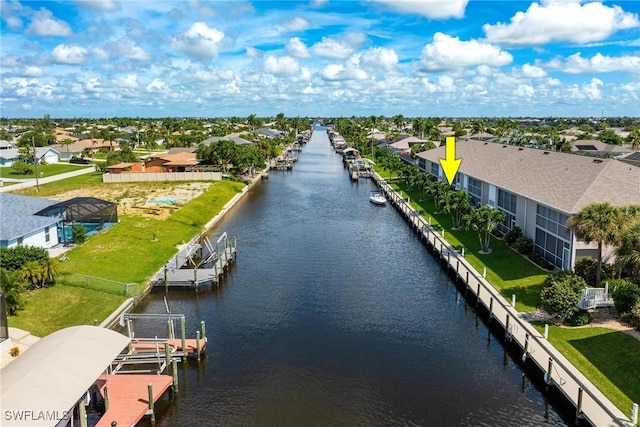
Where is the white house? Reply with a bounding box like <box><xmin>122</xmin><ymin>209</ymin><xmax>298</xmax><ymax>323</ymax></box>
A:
<box><xmin>0</xmin><ymin>193</ymin><xmax>60</xmax><ymax>249</ymax></box>
<box><xmin>0</xmin><ymin>147</ymin><xmax>60</xmax><ymax>167</ymax></box>
<box><xmin>416</xmin><ymin>140</ymin><xmax>640</xmax><ymax>270</ymax></box>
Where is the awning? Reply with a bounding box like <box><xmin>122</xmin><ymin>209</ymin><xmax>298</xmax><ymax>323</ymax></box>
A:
<box><xmin>0</xmin><ymin>325</ymin><xmax>129</xmax><ymax>427</ymax></box>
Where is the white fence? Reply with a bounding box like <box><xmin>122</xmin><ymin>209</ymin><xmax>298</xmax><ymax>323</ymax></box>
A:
<box><xmin>103</xmin><ymin>171</ymin><xmax>222</xmax><ymax>183</ymax></box>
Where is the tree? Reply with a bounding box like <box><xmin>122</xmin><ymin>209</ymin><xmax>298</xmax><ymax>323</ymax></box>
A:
<box><xmin>598</xmin><ymin>128</ymin><xmax>622</xmax><ymax>145</ymax></box>
<box><xmin>540</xmin><ymin>272</ymin><xmax>586</xmax><ymax>324</ymax></box>
<box><xmin>567</xmin><ymin>202</ymin><xmax>622</xmax><ymax>287</ymax></box>
<box><xmin>616</xmin><ymin>219</ymin><xmax>640</xmax><ymax>283</ymax></box>
<box><xmin>0</xmin><ymin>268</ymin><xmax>25</xmax><ymax>315</ymax></box>
<box><xmin>627</xmin><ymin>127</ymin><xmax>640</xmax><ymax>151</ymax></box>
<box><xmin>426</xmin><ymin>180</ymin><xmax>450</xmax><ymax>213</ymax></box>
<box><xmin>71</xmin><ymin>224</ymin><xmax>87</xmax><ymax>244</ymax></box>
<box><xmin>17</xmin><ymin>261</ymin><xmax>43</xmax><ymax>289</ymax></box>
<box><xmin>463</xmin><ymin>205</ymin><xmax>506</xmax><ymax>253</ymax></box>
<box><xmin>0</xmin><ymin>246</ymin><xmax>49</xmax><ymax>271</ymax></box>
<box><xmin>471</xmin><ymin>119</ymin><xmax>486</xmax><ymax>140</ymax></box>
<box><xmin>40</xmin><ymin>257</ymin><xmax>60</xmax><ymax>288</ymax></box>
<box><xmin>442</xmin><ymin>190</ymin><xmax>471</xmax><ymax>229</ymax></box>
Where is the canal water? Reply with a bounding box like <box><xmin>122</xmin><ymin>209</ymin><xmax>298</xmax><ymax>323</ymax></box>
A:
<box><xmin>133</xmin><ymin>128</ymin><xmax>570</xmax><ymax>426</ymax></box>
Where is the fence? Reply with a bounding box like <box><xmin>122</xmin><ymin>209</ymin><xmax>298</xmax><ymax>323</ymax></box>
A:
<box><xmin>102</xmin><ymin>171</ymin><xmax>222</xmax><ymax>183</ymax></box>
<box><xmin>58</xmin><ymin>272</ymin><xmax>140</xmax><ymax>298</ymax></box>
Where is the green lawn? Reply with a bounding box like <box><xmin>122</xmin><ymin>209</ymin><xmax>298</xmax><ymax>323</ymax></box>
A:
<box><xmin>14</xmin><ymin>171</ymin><xmax>106</xmax><ymax>196</ymax></box>
<box><xmin>8</xmin><ymin>285</ymin><xmax>125</xmax><ymax>337</ymax></box>
<box><xmin>392</xmin><ymin>181</ymin><xmax>547</xmax><ymax>312</ymax></box>
<box><xmin>8</xmin><ymin>178</ymin><xmax>245</xmax><ymax>335</ymax></box>
<box><xmin>533</xmin><ymin>323</ymin><xmax>640</xmax><ymax>419</ymax></box>
<box><xmin>0</xmin><ymin>163</ymin><xmax>92</xmax><ymax>179</ymax></box>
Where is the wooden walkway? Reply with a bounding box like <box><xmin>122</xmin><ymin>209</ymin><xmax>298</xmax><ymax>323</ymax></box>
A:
<box><xmin>95</xmin><ymin>374</ymin><xmax>173</xmax><ymax>427</ymax></box>
<box><xmin>373</xmin><ymin>173</ymin><xmax>635</xmax><ymax>427</ymax></box>
<box><xmin>131</xmin><ymin>337</ymin><xmax>206</xmax><ymax>358</ymax></box>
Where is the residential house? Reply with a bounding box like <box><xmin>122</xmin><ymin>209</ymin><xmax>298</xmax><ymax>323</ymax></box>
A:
<box><xmin>0</xmin><ymin>140</ymin><xmax>15</xmax><ymax>150</ymax></box>
<box><xmin>569</xmin><ymin>139</ymin><xmax>631</xmax><ymax>156</ymax></box>
<box><xmin>0</xmin><ymin>193</ymin><xmax>60</xmax><ymax>248</ymax></box>
<box><xmin>416</xmin><ymin>140</ymin><xmax>640</xmax><ymax>270</ymax></box>
<box><xmin>0</xmin><ymin>147</ymin><xmax>60</xmax><ymax>167</ymax></box>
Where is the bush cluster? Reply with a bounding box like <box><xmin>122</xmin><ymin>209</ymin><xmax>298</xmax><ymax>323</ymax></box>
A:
<box><xmin>611</xmin><ymin>279</ymin><xmax>640</xmax><ymax>317</ymax></box>
<box><xmin>513</xmin><ymin>236</ymin><xmax>533</xmax><ymax>254</ymax></box>
<box><xmin>528</xmin><ymin>252</ymin><xmax>553</xmax><ymax>270</ymax></box>
<box><xmin>540</xmin><ymin>271</ymin><xmax>587</xmax><ymax>324</ymax></box>
<box><xmin>503</xmin><ymin>226</ymin><xmax>523</xmax><ymax>246</ymax></box>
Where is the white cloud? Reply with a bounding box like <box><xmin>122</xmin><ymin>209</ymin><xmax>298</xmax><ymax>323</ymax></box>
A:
<box><xmin>420</xmin><ymin>33</ymin><xmax>512</xmax><ymax>71</ymax></box>
<box><xmin>23</xmin><ymin>66</ymin><xmax>43</xmax><ymax>77</ymax></box>
<box><xmin>583</xmin><ymin>77</ymin><xmax>603</xmax><ymax>100</ymax></box>
<box><xmin>113</xmin><ymin>74</ymin><xmax>139</xmax><ymax>89</ymax></box>
<box><xmin>52</xmin><ymin>44</ymin><xmax>88</xmax><ymax>64</ymax></box>
<box><xmin>520</xmin><ymin>64</ymin><xmax>547</xmax><ymax>78</ymax></box>
<box><xmin>74</xmin><ymin>0</ymin><xmax>119</xmax><ymax>11</ymax></box>
<box><xmin>371</xmin><ymin>0</ymin><xmax>468</xmax><ymax>19</ymax></box>
<box><xmin>146</xmin><ymin>78</ymin><xmax>169</xmax><ymax>93</ymax></box>
<box><xmin>312</xmin><ymin>33</ymin><xmax>366</xmax><ymax>59</ymax></box>
<box><xmin>514</xmin><ymin>84</ymin><xmax>535</xmax><ymax>97</ymax></box>
<box><xmin>287</xmin><ymin>37</ymin><xmax>310</xmax><ymax>58</ymax></box>
<box><xmin>263</xmin><ymin>55</ymin><xmax>302</xmax><ymax>77</ymax></box>
<box><xmin>551</xmin><ymin>52</ymin><xmax>640</xmax><ymax>74</ymax></box>
<box><xmin>92</xmin><ymin>47</ymin><xmax>109</xmax><ymax>61</ymax></box>
<box><xmin>108</xmin><ymin>38</ymin><xmax>150</xmax><ymax>61</ymax></box>
<box><xmin>172</xmin><ymin>22</ymin><xmax>226</xmax><ymax>60</ymax></box>
<box><xmin>27</xmin><ymin>8</ymin><xmax>71</xmax><ymax>37</ymax></box>
<box><xmin>361</xmin><ymin>47</ymin><xmax>398</xmax><ymax>71</ymax></box>
<box><xmin>321</xmin><ymin>63</ymin><xmax>367</xmax><ymax>81</ymax></box>
<box><xmin>483</xmin><ymin>2</ymin><xmax>640</xmax><ymax>46</ymax></box>
<box><xmin>281</xmin><ymin>17</ymin><xmax>309</xmax><ymax>32</ymax></box>
<box><xmin>246</xmin><ymin>47</ymin><xmax>260</xmax><ymax>58</ymax></box>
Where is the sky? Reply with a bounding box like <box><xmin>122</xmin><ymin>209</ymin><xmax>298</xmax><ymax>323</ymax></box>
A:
<box><xmin>1</xmin><ymin>0</ymin><xmax>640</xmax><ymax>119</ymax></box>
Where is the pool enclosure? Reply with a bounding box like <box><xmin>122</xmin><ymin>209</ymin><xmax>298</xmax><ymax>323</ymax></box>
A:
<box><xmin>35</xmin><ymin>197</ymin><xmax>118</xmax><ymax>244</ymax></box>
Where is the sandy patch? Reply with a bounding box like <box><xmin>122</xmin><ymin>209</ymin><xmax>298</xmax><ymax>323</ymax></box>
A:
<box><xmin>49</xmin><ymin>182</ymin><xmax>212</xmax><ymax>220</ymax></box>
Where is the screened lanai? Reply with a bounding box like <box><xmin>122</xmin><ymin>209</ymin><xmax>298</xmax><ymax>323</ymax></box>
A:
<box><xmin>36</xmin><ymin>197</ymin><xmax>118</xmax><ymax>224</ymax></box>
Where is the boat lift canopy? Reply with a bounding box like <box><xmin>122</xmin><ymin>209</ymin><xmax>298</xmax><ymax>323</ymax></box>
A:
<box><xmin>0</xmin><ymin>326</ymin><xmax>129</xmax><ymax>427</ymax></box>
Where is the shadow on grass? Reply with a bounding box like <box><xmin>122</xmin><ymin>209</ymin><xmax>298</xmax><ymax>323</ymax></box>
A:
<box><xmin>567</xmin><ymin>330</ymin><xmax>640</xmax><ymax>408</ymax></box>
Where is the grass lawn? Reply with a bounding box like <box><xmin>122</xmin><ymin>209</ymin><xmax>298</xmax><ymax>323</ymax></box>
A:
<box><xmin>390</xmin><ymin>180</ymin><xmax>547</xmax><ymax>312</ymax></box>
<box><xmin>533</xmin><ymin>323</ymin><xmax>640</xmax><ymax>419</ymax></box>
<box><xmin>7</xmin><ymin>176</ymin><xmax>245</xmax><ymax>335</ymax></box>
<box><xmin>0</xmin><ymin>163</ymin><xmax>92</xmax><ymax>179</ymax></box>
<box><xmin>8</xmin><ymin>285</ymin><xmax>125</xmax><ymax>337</ymax></box>
<box><xmin>58</xmin><ymin>180</ymin><xmax>245</xmax><ymax>283</ymax></box>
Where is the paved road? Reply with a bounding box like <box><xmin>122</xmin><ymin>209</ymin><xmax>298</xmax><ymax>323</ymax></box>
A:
<box><xmin>0</xmin><ymin>166</ymin><xmax>97</xmax><ymax>192</ymax></box>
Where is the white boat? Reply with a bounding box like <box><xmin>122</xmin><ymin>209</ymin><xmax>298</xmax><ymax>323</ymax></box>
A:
<box><xmin>369</xmin><ymin>190</ymin><xmax>386</xmax><ymax>205</ymax></box>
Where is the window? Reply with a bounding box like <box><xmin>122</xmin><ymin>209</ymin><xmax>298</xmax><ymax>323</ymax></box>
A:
<box><xmin>45</xmin><ymin>226</ymin><xmax>50</xmax><ymax>243</ymax></box>
<box><xmin>467</xmin><ymin>177</ymin><xmax>482</xmax><ymax>206</ymax></box>
<box><xmin>418</xmin><ymin>158</ymin><xmax>427</xmax><ymax>172</ymax></box>
<box><xmin>430</xmin><ymin>161</ymin><xmax>439</xmax><ymax>178</ymax></box>
<box><xmin>497</xmin><ymin>189</ymin><xmax>517</xmax><ymax>214</ymax></box>
<box><xmin>17</xmin><ymin>237</ymin><xmax>23</xmax><ymax>246</ymax></box>
<box><xmin>535</xmin><ymin>204</ymin><xmax>571</xmax><ymax>268</ymax></box>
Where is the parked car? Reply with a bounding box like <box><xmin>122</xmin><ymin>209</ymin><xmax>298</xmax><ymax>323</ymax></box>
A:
<box><xmin>69</xmin><ymin>157</ymin><xmax>92</xmax><ymax>164</ymax></box>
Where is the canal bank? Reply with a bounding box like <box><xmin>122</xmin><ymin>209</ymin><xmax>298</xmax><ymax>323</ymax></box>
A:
<box><xmin>128</xmin><ymin>127</ymin><xmax>588</xmax><ymax>426</ymax></box>
<box><xmin>371</xmin><ymin>172</ymin><xmax>635</xmax><ymax>427</ymax></box>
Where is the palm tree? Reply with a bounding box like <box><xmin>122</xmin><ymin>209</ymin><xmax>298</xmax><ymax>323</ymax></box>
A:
<box><xmin>471</xmin><ymin>119</ymin><xmax>486</xmax><ymax>141</ymax></box>
<box><xmin>442</xmin><ymin>190</ymin><xmax>472</xmax><ymax>229</ymax></box>
<box><xmin>40</xmin><ymin>258</ymin><xmax>60</xmax><ymax>288</ymax></box>
<box><xmin>368</xmin><ymin>115</ymin><xmax>378</xmax><ymax>159</ymax></box>
<box><xmin>427</xmin><ymin>180</ymin><xmax>451</xmax><ymax>213</ymax></box>
<box><xmin>17</xmin><ymin>261</ymin><xmax>43</xmax><ymax>289</ymax></box>
<box><xmin>627</xmin><ymin>128</ymin><xmax>640</xmax><ymax>151</ymax></box>
<box><xmin>463</xmin><ymin>205</ymin><xmax>506</xmax><ymax>253</ymax></box>
<box><xmin>567</xmin><ymin>202</ymin><xmax>622</xmax><ymax>287</ymax></box>
<box><xmin>0</xmin><ymin>268</ymin><xmax>25</xmax><ymax>315</ymax></box>
<box><xmin>616</xmin><ymin>219</ymin><xmax>640</xmax><ymax>282</ymax></box>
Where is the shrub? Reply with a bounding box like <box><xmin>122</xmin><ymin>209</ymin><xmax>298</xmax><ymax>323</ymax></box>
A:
<box><xmin>573</xmin><ymin>257</ymin><xmax>616</xmax><ymax>287</ymax></box>
<box><xmin>504</xmin><ymin>226</ymin><xmax>523</xmax><ymax>246</ymax></box>
<box><xmin>513</xmin><ymin>236</ymin><xmax>533</xmax><ymax>254</ymax></box>
<box><xmin>0</xmin><ymin>246</ymin><xmax>49</xmax><ymax>271</ymax></box>
<box><xmin>567</xmin><ymin>309</ymin><xmax>592</xmax><ymax>326</ymax></box>
<box><xmin>71</xmin><ymin>224</ymin><xmax>87</xmax><ymax>244</ymax></box>
<box><xmin>540</xmin><ymin>272</ymin><xmax>586</xmax><ymax>323</ymax></box>
<box><xmin>9</xmin><ymin>347</ymin><xmax>20</xmax><ymax>357</ymax></box>
<box><xmin>11</xmin><ymin>161</ymin><xmax>33</xmax><ymax>175</ymax></box>
<box><xmin>529</xmin><ymin>252</ymin><xmax>553</xmax><ymax>270</ymax></box>
<box><xmin>620</xmin><ymin>302</ymin><xmax>640</xmax><ymax>330</ymax></box>
<box><xmin>611</xmin><ymin>279</ymin><xmax>640</xmax><ymax>315</ymax></box>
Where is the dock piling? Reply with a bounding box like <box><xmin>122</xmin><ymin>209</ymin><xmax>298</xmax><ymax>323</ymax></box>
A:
<box><xmin>180</xmin><ymin>318</ymin><xmax>186</xmax><ymax>360</ymax></box>
<box><xmin>196</xmin><ymin>331</ymin><xmax>201</xmax><ymax>361</ymax></box>
<box><xmin>172</xmin><ymin>358</ymin><xmax>179</xmax><ymax>392</ymax></box>
<box><xmin>544</xmin><ymin>324</ymin><xmax>549</xmax><ymax>339</ymax></box>
<box><xmin>147</xmin><ymin>383</ymin><xmax>155</xmax><ymax>423</ymax></box>
<box><xmin>545</xmin><ymin>358</ymin><xmax>554</xmax><ymax>384</ymax></box>
<box><xmin>201</xmin><ymin>321</ymin><xmax>206</xmax><ymax>343</ymax></box>
<box><xmin>576</xmin><ymin>387</ymin><xmax>584</xmax><ymax>424</ymax></box>
<box><xmin>511</xmin><ymin>294</ymin><xmax>516</xmax><ymax>307</ymax></box>
<box><xmin>104</xmin><ymin>386</ymin><xmax>110</xmax><ymax>411</ymax></box>
<box><xmin>164</xmin><ymin>343</ymin><xmax>170</xmax><ymax>373</ymax></box>
<box><xmin>632</xmin><ymin>403</ymin><xmax>638</xmax><ymax>424</ymax></box>
<box><xmin>522</xmin><ymin>333</ymin><xmax>529</xmax><ymax>362</ymax></box>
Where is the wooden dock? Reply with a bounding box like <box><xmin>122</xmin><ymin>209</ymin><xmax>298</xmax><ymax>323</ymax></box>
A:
<box><xmin>155</xmin><ymin>232</ymin><xmax>237</xmax><ymax>289</ymax></box>
<box><xmin>95</xmin><ymin>374</ymin><xmax>173</xmax><ymax>427</ymax></box>
<box><xmin>372</xmin><ymin>172</ymin><xmax>636</xmax><ymax>427</ymax></box>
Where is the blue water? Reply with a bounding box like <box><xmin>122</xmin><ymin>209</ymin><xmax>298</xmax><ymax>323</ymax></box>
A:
<box><xmin>132</xmin><ymin>128</ymin><xmax>570</xmax><ymax>426</ymax></box>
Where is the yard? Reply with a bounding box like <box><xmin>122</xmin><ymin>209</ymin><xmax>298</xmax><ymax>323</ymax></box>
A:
<box><xmin>0</xmin><ymin>163</ymin><xmax>92</xmax><ymax>179</ymax></box>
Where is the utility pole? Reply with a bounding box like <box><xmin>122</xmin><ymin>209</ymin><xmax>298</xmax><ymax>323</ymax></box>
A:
<box><xmin>32</xmin><ymin>137</ymin><xmax>39</xmax><ymax>192</ymax></box>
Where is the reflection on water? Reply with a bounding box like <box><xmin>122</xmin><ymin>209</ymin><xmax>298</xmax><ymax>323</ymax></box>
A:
<box><xmin>134</xmin><ymin>128</ymin><xmax>570</xmax><ymax>426</ymax></box>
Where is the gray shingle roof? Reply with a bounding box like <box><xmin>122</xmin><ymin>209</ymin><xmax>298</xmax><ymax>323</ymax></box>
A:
<box><xmin>417</xmin><ymin>140</ymin><xmax>640</xmax><ymax>214</ymax></box>
<box><xmin>201</xmin><ymin>136</ymin><xmax>254</xmax><ymax>146</ymax></box>
<box><xmin>0</xmin><ymin>193</ymin><xmax>60</xmax><ymax>241</ymax></box>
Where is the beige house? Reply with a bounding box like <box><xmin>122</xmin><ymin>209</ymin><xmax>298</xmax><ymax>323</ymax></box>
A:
<box><xmin>416</xmin><ymin>140</ymin><xmax>640</xmax><ymax>269</ymax></box>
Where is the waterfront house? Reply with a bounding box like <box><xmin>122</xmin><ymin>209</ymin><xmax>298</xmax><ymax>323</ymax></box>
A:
<box><xmin>416</xmin><ymin>140</ymin><xmax>640</xmax><ymax>269</ymax></box>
